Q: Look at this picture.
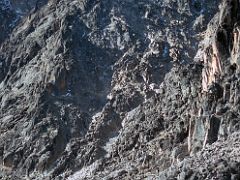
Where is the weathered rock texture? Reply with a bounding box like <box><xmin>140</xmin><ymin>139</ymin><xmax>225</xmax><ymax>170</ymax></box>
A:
<box><xmin>0</xmin><ymin>0</ymin><xmax>240</xmax><ymax>179</ymax></box>
<box><xmin>0</xmin><ymin>0</ymin><xmax>16</xmax><ymax>43</ymax></box>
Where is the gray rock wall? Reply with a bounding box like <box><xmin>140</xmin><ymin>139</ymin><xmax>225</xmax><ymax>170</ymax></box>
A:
<box><xmin>1</xmin><ymin>0</ymin><xmax>240</xmax><ymax>179</ymax></box>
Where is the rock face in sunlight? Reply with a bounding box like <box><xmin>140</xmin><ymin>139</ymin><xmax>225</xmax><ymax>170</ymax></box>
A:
<box><xmin>0</xmin><ymin>0</ymin><xmax>240</xmax><ymax>179</ymax></box>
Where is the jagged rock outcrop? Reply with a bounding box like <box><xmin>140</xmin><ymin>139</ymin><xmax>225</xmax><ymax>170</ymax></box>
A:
<box><xmin>1</xmin><ymin>0</ymin><xmax>240</xmax><ymax>179</ymax></box>
<box><xmin>71</xmin><ymin>0</ymin><xmax>240</xmax><ymax>179</ymax></box>
<box><xmin>0</xmin><ymin>0</ymin><xmax>48</xmax><ymax>45</ymax></box>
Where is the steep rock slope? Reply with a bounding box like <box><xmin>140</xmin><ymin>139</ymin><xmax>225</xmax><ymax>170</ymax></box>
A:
<box><xmin>74</xmin><ymin>0</ymin><xmax>240</xmax><ymax>179</ymax></box>
<box><xmin>0</xmin><ymin>0</ymin><xmax>233</xmax><ymax>179</ymax></box>
<box><xmin>0</xmin><ymin>0</ymin><xmax>48</xmax><ymax>44</ymax></box>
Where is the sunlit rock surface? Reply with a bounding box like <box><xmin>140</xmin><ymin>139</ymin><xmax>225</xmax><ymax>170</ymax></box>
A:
<box><xmin>1</xmin><ymin>0</ymin><xmax>240</xmax><ymax>179</ymax></box>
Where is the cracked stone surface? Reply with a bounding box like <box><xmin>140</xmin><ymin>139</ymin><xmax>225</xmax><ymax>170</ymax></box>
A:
<box><xmin>1</xmin><ymin>0</ymin><xmax>240</xmax><ymax>179</ymax></box>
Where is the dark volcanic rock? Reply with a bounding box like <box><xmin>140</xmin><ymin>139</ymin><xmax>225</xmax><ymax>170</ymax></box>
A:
<box><xmin>0</xmin><ymin>0</ymin><xmax>16</xmax><ymax>43</ymax></box>
<box><xmin>1</xmin><ymin>0</ymin><xmax>240</xmax><ymax>179</ymax></box>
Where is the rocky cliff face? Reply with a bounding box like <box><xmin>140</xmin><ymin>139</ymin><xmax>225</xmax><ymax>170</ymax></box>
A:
<box><xmin>0</xmin><ymin>0</ymin><xmax>240</xmax><ymax>179</ymax></box>
<box><xmin>0</xmin><ymin>0</ymin><xmax>16</xmax><ymax>43</ymax></box>
<box><xmin>0</xmin><ymin>0</ymin><xmax>48</xmax><ymax>44</ymax></box>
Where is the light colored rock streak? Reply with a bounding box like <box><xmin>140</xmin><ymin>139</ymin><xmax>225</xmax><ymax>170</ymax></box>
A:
<box><xmin>231</xmin><ymin>26</ymin><xmax>240</xmax><ymax>67</ymax></box>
